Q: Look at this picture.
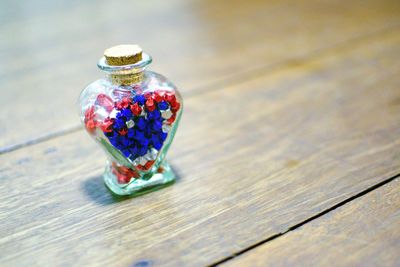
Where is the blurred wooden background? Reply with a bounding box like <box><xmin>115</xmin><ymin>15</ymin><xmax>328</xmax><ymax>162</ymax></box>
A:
<box><xmin>0</xmin><ymin>0</ymin><xmax>399</xmax><ymax>266</ymax></box>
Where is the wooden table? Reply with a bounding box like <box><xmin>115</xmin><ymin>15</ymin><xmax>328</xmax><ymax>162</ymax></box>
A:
<box><xmin>1</xmin><ymin>0</ymin><xmax>399</xmax><ymax>266</ymax></box>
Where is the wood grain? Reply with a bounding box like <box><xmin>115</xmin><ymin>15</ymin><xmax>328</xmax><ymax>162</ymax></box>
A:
<box><xmin>0</xmin><ymin>27</ymin><xmax>399</xmax><ymax>266</ymax></box>
<box><xmin>1</xmin><ymin>0</ymin><xmax>400</xmax><ymax>150</ymax></box>
<box><xmin>224</xmin><ymin>178</ymin><xmax>400</xmax><ymax>267</ymax></box>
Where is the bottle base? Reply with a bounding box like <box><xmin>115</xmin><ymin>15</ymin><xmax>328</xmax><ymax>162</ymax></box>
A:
<box><xmin>103</xmin><ymin>161</ymin><xmax>176</xmax><ymax>196</ymax></box>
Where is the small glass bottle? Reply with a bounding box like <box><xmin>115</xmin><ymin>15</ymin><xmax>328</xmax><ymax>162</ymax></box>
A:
<box><xmin>79</xmin><ymin>45</ymin><xmax>183</xmax><ymax>196</ymax></box>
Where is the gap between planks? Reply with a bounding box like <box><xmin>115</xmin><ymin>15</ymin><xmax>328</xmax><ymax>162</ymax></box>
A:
<box><xmin>1</xmin><ymin>23</ymin><xmax>399</xmax><ymax>155</ymax></box>
<box><xmin>209</xmin><ymin>173</ymin><xmax>400</xmax><ymax>266</ymax></box>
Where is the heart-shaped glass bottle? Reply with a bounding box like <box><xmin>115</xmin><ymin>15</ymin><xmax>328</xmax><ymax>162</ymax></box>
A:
<box><xmin>79</xmin><ymin>45</ymin><xmax>182</xmax><ymax>196</ymax></box>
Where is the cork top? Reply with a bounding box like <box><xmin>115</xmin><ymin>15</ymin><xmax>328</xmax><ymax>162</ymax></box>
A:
<box><xmin>104</xmin><ymin>44</ymin><xmax>143</xmax><ymax>66</ymax></box>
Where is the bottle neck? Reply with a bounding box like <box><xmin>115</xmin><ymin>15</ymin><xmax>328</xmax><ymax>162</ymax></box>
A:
<box><xmin>106</xmin><ymin>69</ymin><xmax>145</xmax><ymax>86</ymax></box>
<box><xmin>97</xmin><ymin>52</ymin><xmax>152</xmax><ymax>86</ymax></box>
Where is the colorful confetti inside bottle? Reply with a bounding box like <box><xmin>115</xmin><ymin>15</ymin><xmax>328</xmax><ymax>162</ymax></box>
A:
<box><xmin>79</xmin><ymin>45</ymin><xmax>183</xmax><ymax>196</ymax></box>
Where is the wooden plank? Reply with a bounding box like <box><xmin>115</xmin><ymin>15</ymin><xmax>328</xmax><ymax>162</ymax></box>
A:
<box><xmin>1</xmin><ymin>0</ymin><xmax>400</xmax><ymax>150</ymax></box>
<box><xmin>223</xmin><ymin>178</ymin><xmax>400</xmax><ymax>267</ymax></box>
<box><xmin>1</xmin><ymin>27</ymin><xmax>400</xmax><ymax>267</ymax></box>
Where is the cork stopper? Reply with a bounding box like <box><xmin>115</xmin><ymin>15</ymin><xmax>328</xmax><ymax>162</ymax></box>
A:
<box><xmin>104</xmin><ymin>44</ymin><xmax>143</xmax><ymax>66</ymax></box>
